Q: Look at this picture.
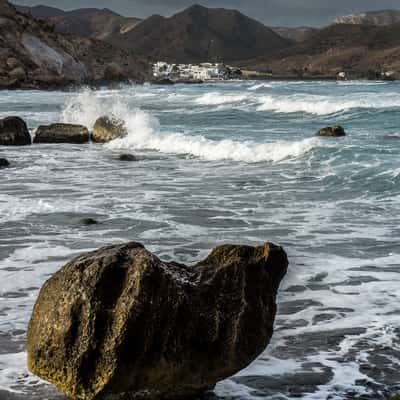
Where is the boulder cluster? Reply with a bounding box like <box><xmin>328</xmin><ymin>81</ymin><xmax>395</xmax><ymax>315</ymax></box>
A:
<box><xmin>0</xmin><ymin>115</ymin><xmax>127</xmax><ymax>146</ymax></box>
<box><xmin>27</xmin><ymin>241</ymin><xmax>288</xmax><ymax>400</ymax></box>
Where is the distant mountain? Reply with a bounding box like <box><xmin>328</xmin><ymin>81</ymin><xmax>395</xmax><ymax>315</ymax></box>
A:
<box><xmin>16</xmin><ymin>4</ymin><xmax>65</xmax><ymax>17</ymax></box>
<box><xmin>15</xmin><ymin>4</ymin><xmax>142</xmax><ymax>40</ymax></box>
<box><xmin>0</xmin><ymin>0</ymin><xmax>148</xmax><ymax>89</ymax></box>
<box><xmin>271</xmin><ymin>26</ymin><xmax>318</xmax><ymax>42</ymax></box>
<box><xmin>334</xmin><ymin>10</ymin><xmax>400</xmax><ymax>26</ymax></box>
<box><xmin>108</xmin><ymin>4</ymin><xmax>291</xmax><ymax>63</ymax></box>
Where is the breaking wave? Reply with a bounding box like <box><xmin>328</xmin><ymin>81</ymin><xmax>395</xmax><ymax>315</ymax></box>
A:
<box><xmin>195</xmin><ymin>92</ymin><xmax>247</xmax><ymax>105</ymax></box>
<box><xmin>62</xmin><ymin>90</ymin><xmax>320</xmax><ymax>163</ymax></box>
<box><xmin>257</xmin><ymin>94</ymin><xmax>400</xmax><ymax>115</ymax></box>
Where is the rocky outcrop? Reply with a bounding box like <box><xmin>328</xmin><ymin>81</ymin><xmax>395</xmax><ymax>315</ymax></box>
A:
<box><xmin>0</xmin><ymin>116</ymin><xmax>31</xmax><ymax>145</ymax></box>
<box><xmin>0</xmin><ymin>158</ymin><xmax>9</xmax><ymax>167</ymax></box>
<box><xmin>92</xmin><ymin>116</ymin><xmax>127</xmax><ymax>143</ymax></box>
<box><xmin>316</xmin><ymin>125</ymin><xmax>346</xmax><ymax>137</ymax></box>
<box><xmin>27</xmin><ymin>241</ymin><xmax>288</xmax><ymax>400</ymax></box>
<box><xmin>0</xmin><ymin>0</ymin><xmax>148</xmax><ymax>89</ymax></box>
<box><xmin>334</xmin><ymin>10</ymin><xmax>400</xmax><ymax>26</ymax></box>
<box><xmin>33</xmin><ymin>123</ymin><xmax>90</xmax><ymax>144</ymax></box>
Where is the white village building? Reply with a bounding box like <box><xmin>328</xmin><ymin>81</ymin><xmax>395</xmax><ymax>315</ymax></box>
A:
<box><xmin>153</xmin><ymin>62</ymin><xmax>227</xmax><ymax>81</ymax></box>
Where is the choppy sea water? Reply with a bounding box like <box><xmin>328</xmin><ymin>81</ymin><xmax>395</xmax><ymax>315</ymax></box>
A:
<box><xmin>0</xmin><ymin>80</ymin><xmax>399</xmax><ymax>400</ymax></box>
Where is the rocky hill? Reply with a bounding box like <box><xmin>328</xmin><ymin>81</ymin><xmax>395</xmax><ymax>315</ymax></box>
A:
<box><xmin>0</xmin><ymin>0</ymin><xmax>148</xmax><ymax>88</ymax></box>
<box><xmin>334</xmin><ymin>9</ymin><xmax>400</xmax><ymax>26</ymax></box>
<box><xmin>16</xmin><ymin>4</ymin><xmax>141</xmax><ymax>40</ymax></box>
<box><xmin>239</xmin><ymin>22</ymin><xmax>400</xmax><ymax>79</ymax></box>
<box><xmin>108</xmin><ymin>4</ymin><xmax>291</xmax><ymax>63</ymax></box>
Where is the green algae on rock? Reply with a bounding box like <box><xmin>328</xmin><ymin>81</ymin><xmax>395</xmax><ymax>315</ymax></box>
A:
<box><xmin>27</xmin><ymin>241</ymin><xmax>288</xmax><ymax>400</ymax></box>
<box><xmin>92</xmin><ymin>116</ymin><xmax>127</xmax><ymax>143</ymax></box>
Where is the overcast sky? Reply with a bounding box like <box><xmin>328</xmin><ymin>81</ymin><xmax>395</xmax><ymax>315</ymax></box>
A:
<box><xmin>12</xmin><ymin>0</ymin><xmax>400</xmax><ymax>26</ymax></box>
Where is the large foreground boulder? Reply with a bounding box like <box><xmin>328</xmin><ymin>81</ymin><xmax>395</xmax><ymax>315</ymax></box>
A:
<box><xmin>92</xmin><ymin>116</ymin><xmax>127</xmax><ymax>143</ymax></box>
<box><xmin>0</xmin><ymin>116</ymin><xmax>31</xmax><ymax>145</ymax></box>
<box><xmin>316</xmin><ymin>125</ymin><xmax>346</xmax><ymax>137</ymax></box>
<box><xmin>27</xmin><ymin>241</ymin><xmax>288</xmax><ymax>400</ymax></box>
<box><xmin>33</xmin><ymin>123</ymin><xmax>90</xmax><ymax>144</ymax></box>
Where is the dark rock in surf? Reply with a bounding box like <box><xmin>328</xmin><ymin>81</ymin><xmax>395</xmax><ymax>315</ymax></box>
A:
<box><xmin>118</xmin><ymin>153</ymin><xmax>137</xmax><ymax>161</ymax></box>
<box><xmin>33</xmin><ymin>123</ymin><xmax>90</xmax><ymax>144</ymax></box>
<box><xmin>0</xmin><ymin>158</ymin><xmax>10</xmax><ymax>168</ymax></box>
<box><xmin>27</xmin><ymin>241</ymin><xmax>288</xmax><ymax>400</ymax></box>
<box><xmin>79</xmin><ymin>218</ymin><xmax>98</xmax><ymax>225</ymax></box>
<box><xmin>92</xmin><ymin>116</ymin><xmax>127</xmax><ymax>143</ymax></box>
<box><xmin>0</xmin><ymin>116</ymin><xmax>31</xmax><ymax>146</ymax></box>
<box><xmin>316</xmin><ymin>125</ymin><xmax>346</xmax><ymax>137</ymax></box>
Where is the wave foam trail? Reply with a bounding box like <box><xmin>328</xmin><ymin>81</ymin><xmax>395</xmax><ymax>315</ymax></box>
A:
<box><xmin>62</xmin><ymin>90</ymin><xmax>320</xmax><ymax>163</ymax></box>
<box><xmin>257</xmin><ymin>94</ymin><xmax>400</xmax><ymax>115</ymax></box>
<box><xmin>195</xmin><ymin>92</ymin><xmax>247</xmax><ymax>105</ymax></box>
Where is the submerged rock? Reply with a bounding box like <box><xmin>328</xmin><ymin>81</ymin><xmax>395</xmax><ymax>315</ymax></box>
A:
<box><xmin>118</xmin><ymin>153</ymin><xmax>137</xmax><ymax>161</ymax></box>
<box><xmin>316</xmin><ymin>125</ymin><xmax>346</xmax><ymax>137</ymax></box>
<box><xmin>92</xmin><ymin>116</ymin><xmax>127</xmax><ymax>143</ymax></box>
<box><xmin>79</xmin><ymin>218</ymin><xmax>98</xmax><ymax>226</ymax></box>
<box><xmin>0</xmin><ymin>116</ymin><xmax>31</xmax><ymax>146</ymax></box>
<box><xmin>0</xmin><ymin>158</ymin><xmax>9</xmax><ymax>168</ymax></box>
<box><xmin>33</xmin><ymin>123</ymin><xmax>90</xmax><ymax>144</ymax></box>
<box><xmin>27</xmin><ymin>241</ymin><xmax>288</xmax><ymax>400</ymax></box>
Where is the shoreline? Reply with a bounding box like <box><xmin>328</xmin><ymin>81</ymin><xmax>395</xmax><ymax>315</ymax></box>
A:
<box><xmin>0</xmin><ymin>76</ymin><xmax>397</xmax><ymax>92</ymax></box>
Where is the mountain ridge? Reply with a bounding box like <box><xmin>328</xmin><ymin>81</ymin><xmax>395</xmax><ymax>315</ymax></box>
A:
<box><xmin>107</xmin><ymin>3</ymin><xmax>291</xmax><ymax>63</ymax></box>
<box><xmin>334</xmin><ymin>9</ymin><xmax>400</xmax><ymax>25</ymax></box>
<box><xmin>15</xmin><ymin>4</ymin><xmax>142</xmax><ymax>40</ymax></box>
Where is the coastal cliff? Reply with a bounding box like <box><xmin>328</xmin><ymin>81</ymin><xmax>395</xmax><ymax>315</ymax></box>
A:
<box><xmin>0</xmin><ymin>0</ymin><xmax>148</xmax><ymax>89</ymax></box>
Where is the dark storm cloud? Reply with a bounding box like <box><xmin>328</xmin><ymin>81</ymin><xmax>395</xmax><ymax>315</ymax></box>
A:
<box><xmin>12</xmin><ymin>0</ymin><xmax>400</xmax><ymax>26</ymax></box>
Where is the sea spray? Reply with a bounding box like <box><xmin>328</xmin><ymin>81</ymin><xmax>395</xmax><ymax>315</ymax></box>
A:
<box><xmin>62</xmin><ymin>89</ymin><xmax>320</xmax><ymax>163</ymax></box>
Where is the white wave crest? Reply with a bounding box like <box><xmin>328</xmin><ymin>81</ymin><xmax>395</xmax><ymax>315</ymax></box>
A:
<box><xmin>195</xmin><ymin>92</ymin><xmax>247</xmax><ymax>105</ymax></box>
<box><xmin>247</xmin><ymin>83</ymin><xmax>272</xmax><ymax>91</ymax></box>
<box><xmin>257</xmin><ymin>94</ymin><xmax>400</xmax><ymax>115</ymax></box>
<box><xmin>61</xmin><ymin>90</ymin><xmax>320</xmax><ymax>163</ymax></box>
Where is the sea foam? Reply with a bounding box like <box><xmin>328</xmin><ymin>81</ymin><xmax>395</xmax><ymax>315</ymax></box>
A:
<box><xmin>194</xmin><ymin>92</ymin><xmax>247</xmax><ymax>105</ymax></box>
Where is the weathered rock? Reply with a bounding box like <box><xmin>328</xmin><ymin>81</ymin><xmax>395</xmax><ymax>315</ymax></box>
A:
<box><xmin>118</xmin><ymin>153</ymin><xmax>137</xmax><ymax>161</ymax></box>
<box><xmin>92</xmin><ymin>116</ymin><xmax>127</xmax><ymax>143</ymax></box>
<box><xmin>33</xmin><ymin>123</ymin><xmax>90</xmax><ymax>144</ymax></box>
<box><xmin>0</xmin><ymin>157</ymin><xmax>9</xmax><ymax>167</ymax></box>
<box><xmin>27</xmin><ymin>241</ymin><xmax>288</xmax><ymax>400</ymax></box>
<box><xmin>0</xmin><ymin>116</ymin><xmax>31</xmax><ymax>145</ymax></box>
<box><xmin>316</xmin><ymin>125</ymin><xmax>346</xmax><ymax>137</ymax></box>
